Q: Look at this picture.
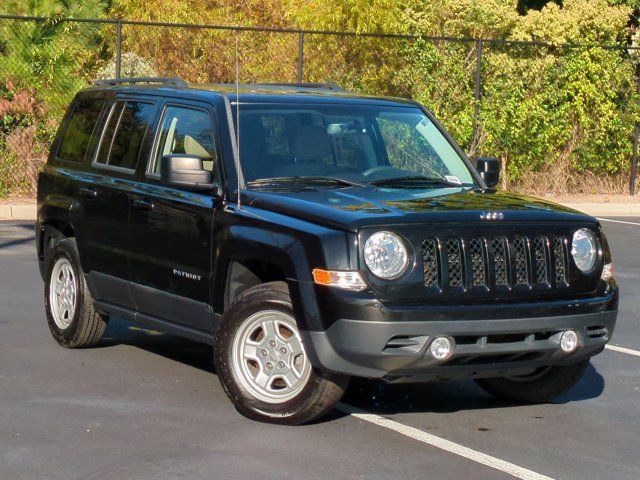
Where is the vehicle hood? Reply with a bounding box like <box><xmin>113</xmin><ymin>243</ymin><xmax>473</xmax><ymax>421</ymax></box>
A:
<box><xmin>241</xmin><ymin>186</ymin><xmax>594</xmax><ymax>232</ymax></box>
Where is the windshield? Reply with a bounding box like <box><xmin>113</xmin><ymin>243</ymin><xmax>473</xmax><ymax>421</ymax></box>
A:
<box><xmin>235</xmin><ymin>104</ymin><xmax>475</xmax><ymax>187</ymax></box>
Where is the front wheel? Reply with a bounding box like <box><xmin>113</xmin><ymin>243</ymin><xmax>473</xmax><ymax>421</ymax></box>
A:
<box><xmin>214</xmin><ymin>281</ymin><xmax>348</xmax><ymax>425</ymax></box>
<box><xmin>475</xmin><ymin>359</ymin><xmax>590</xmax><ymax>404</ymax></box>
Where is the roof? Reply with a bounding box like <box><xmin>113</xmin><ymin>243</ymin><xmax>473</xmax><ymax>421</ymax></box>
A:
<box><xmin>84</xmin><ymin>78</ymin><xmax>420</xmax><ymax>107</ymax></box>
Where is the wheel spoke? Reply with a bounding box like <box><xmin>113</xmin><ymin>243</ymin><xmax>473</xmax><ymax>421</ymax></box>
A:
<box><xmin>57</xmin><ymin>302</ymin><xmax>67</xmax><ymax>320</ymax></box>
<box><xmin>253</xmin><ymin>370</ymin><xmax>271</xmax><ymax>389</ymax></box>
<box><xmin>243</xmin><ymin>343</ymin><xmax>259</xmax><ymax>360</ymax></box>
<box><xmin>286</xmin><ymin>336</ymin><xmax>304</xmax><ymax>357</ymax></box>
<box><xmin>282</xmin><ymin>370</ymin><xmax>299</xmax><ymax>388</ymax></box>
<box><xmin>261</xmin><ymin>320</ymin><xmax>277</xmax><ymax>339</ymax></box>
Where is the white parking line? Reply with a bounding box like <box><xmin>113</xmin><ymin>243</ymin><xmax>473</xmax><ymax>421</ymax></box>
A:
<box><xmin>597</xmin><ymin>218</ymin><xmax>640</xmax><ymax>226</ymax></box>
<box><xmin>605</xmin><ymin>344</ymin><xmax>640</xmax><ymax>357</ymax></box>
<box><xmin>336</xmin><ymin>403</ymin><xmax>555</xmax><ymax>480</ymax></box>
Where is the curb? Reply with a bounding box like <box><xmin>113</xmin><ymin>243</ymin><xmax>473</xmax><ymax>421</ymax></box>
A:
<box><xmin>560</xmin><ymin>203</ymin><xmax>640</xmax><ymax>217</ymax></box>
<box><xmin>0</xmin><ymin>202</ymin><xmax>638</xmax><ymax>221</ymax></box>
<box><xmin>0</xmin><ymin>204</ymin><xmax>36</xmax><ymax>221</ymax></box>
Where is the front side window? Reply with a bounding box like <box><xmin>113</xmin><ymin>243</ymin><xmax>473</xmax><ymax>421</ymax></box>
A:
<box><xmin>236</xmin><ymin>104</ymin><xmax>475</xmax><ymax>188</ymax></box>
<box><xmin>56</xmin><ymin>99</ymin><xmax>105</xmax><ymax>163</ymax></box>
<box><xmin>95</xmin><ymin>101</ymin><xmax>155</xmax><ymax>171</ymax></box>
<box><xmin>152</xmin><ymin>105</ymin><xmax>217</xmax><ymax>175</ymax></box>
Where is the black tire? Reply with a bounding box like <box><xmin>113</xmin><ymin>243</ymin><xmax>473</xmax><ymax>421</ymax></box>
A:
<box><xmin>214</xmin><ymin>281</ymin><xmax>348</xmax><ymax>425</ymax></box>
<box><xmin>44</xmin><ymin>238</ymin><xmax>107</xmax><ymax>348</ymax></box>
<box><xmin>475</xmin><ymin>359</ymin><xmax>590</xmax><ymax>404</ymax></box>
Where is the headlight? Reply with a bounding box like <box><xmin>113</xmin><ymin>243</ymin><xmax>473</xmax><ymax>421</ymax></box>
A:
<box><xmin>364</xmin><ymin>231</ymin><xmax>409</xmax><ymax>279</ymax></box>
<box><xmin>571</xmin><ymin>228</ymin><xmax>597</xmax><ymax>272</ymax></box>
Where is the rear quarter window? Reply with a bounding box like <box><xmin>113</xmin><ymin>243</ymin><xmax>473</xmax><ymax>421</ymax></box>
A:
<box><xmin>95</xmin><ymin>100</ymin><xmax>155</xmax><ymax>171</ymax></box>
<box><xmin>55</xmin><ymin>99</ymin><xmax>105</xmax><ymax>163</ymax></box>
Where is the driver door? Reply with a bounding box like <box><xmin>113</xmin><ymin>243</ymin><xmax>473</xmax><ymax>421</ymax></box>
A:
<box><xmin>129</xmin><ymin>101</ymin><xmax>219</xmax><ymax>332</ymax></box>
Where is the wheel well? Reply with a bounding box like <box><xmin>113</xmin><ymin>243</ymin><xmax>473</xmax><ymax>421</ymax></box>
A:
<box><xmin>40</xmin><ymin>222</ymin><xmax>74</xmax><ymax>262</ymax></box>
<box><xmin>224</xmin><ymin>260</ymin><xmax>287</xmax><ymax>309</ymax></box>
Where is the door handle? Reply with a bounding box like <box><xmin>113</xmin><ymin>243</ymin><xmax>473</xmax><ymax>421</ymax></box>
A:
<box><xmin>79</xmin><ymin>186</ymin><xmax>97</xmax><ymax>199</ymax></box>
<box><xmin>132</xmin><ymin>198</ymin><xmax>155</xmax><ymax>211</ymax></box>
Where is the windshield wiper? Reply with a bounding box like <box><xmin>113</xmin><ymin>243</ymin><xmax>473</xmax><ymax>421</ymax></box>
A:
<box><xmin>247</xmin><ymin>176</ymin><xmax>367</xmax><ymax>188</ymax></box>
<box><xmin>369</xmin><ymin>175</ymin><xmax>464</xmax><ymax>188</ymax></box>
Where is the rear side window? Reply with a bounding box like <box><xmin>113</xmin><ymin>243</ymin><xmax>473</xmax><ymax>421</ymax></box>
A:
<box><xmin>56</xmin><ymin>99</ymin><xmax>105</xmax><ymax>163</ymax></box>
<box><xmin>95</xmin><ymin>101</ymin><xmax>155</xmax><ymax>171</ymax></box>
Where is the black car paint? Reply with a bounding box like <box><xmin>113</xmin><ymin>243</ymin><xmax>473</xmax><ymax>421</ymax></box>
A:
<box><xmin>36</xmin><ymin>84</ymin><xmax>618</xmax><ymax>380</ymax></box>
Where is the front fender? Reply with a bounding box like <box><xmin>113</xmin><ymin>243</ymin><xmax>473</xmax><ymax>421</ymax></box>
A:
<box><xmin>212</xmin><ymin>205</ymin><xmax>358</xmax><ymax>332</ymax></box>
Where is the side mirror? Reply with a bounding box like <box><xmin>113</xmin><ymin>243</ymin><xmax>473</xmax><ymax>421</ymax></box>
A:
<box><xmin>476</xmin><ymin>157</ymin><xmax>500</xmax><ymax>189</ymax></box>
<box><xmin>160</xmin><ymin>154</ymin><xmax>214</xmax><ymax>192</ymax></box>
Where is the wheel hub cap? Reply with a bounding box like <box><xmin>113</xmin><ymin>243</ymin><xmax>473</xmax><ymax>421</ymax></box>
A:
<box><xmin>49</xmin><ymin>258</ymin><xmax>77</xmax><ymax>330</ymax></box>
<box><xmin>232</xmin><ymin>310</ymin><xmax>311</xmax><ymax>404</ymax></box>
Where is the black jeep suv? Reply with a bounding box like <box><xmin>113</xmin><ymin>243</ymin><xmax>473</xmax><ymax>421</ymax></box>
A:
<box><xmin>37</xmin><ymin>78</ymin><xmax>618</xmax><ymax>424</ymax></box>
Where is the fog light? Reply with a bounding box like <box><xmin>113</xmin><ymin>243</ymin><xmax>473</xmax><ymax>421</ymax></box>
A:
<box><xmin>430</xmin><ymin>336</ymin><xmax>453</xmax><ymax>360</ymax></box>
<box><xmin>560</xmin><ymin>330</ymin><xmax>579</xmax><ymax>353</ymax></box>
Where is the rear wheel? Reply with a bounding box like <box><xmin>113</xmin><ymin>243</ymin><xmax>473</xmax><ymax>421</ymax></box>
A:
<box><xmin>214</xmin><ymin>281</ymin><xmax>348</xmax><ymax>425</ymax></box>
<box><xmin>44</xmin><ymin>238</ymin><xmax>107</xmax><ymax>348</ymax></box>
<box><xmin>475</xmin><ymin>359</ymin><xmax>589</xmax><ymax>404</ymax></box>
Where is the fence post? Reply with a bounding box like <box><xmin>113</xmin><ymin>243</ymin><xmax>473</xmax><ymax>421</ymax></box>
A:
<box><xmin>297</xmin><ymin>31</ymin><xmax>304</xmax><ymax>83</ymax></box>
<box><xmin>472</xmin><ymin>38</ymin><xmax>483</xmax><ymax>156</ymax></box>
<box><xmin>115</xmin><ymin>20</ymin><xmax>122</xmax><ymax>79</ymax></box>
<box><xmin>631</xmin><ymin>126</ymin><xmax>638</xmax><ymax>195</ymax></box>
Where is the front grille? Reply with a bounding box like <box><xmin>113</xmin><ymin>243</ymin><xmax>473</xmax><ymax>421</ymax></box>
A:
<box><xmin>421</xmin><ymin>234</ymin><xmax>569</xmax><ymax>292</ymax></box>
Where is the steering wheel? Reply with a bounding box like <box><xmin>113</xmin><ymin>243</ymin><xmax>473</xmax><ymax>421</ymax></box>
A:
<box><xmin>362</xmin><ymin>165</ymin><xmax>399</xmax><ymax>177</ymax></box>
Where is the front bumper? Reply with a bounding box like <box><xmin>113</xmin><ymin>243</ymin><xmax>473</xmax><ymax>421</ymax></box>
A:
<box><xmin>294</xmin><ymin>282</ymin><xmax>619</xmax><ymax>381</ymax></box>
<box><xmin>305</xmin><ymin>310</ymin><xmax>616</xmax><ymax>381</ymax></box>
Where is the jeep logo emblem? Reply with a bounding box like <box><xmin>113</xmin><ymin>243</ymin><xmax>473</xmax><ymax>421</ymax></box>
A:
<box><xmin>480</xmin><ymin>212</ymin><xmax>504</xmax><ymax>220</ymax></box>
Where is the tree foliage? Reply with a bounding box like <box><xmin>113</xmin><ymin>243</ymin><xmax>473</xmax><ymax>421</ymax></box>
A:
<box><xmin>0</xmin><ymin>0</ymin><xmax>639</xmax><ymax>196</ymax></box>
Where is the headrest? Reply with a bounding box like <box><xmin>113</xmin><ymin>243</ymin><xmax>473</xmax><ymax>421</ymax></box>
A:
<box><xmin>292</xmin><ymin>125</ymin><xmax>331</xmax><ymax>162</ymax></box>
<box><xmin>184</xmin><ymin>135</ymin><xmax>212</xmax><ymax>159</ymax></box>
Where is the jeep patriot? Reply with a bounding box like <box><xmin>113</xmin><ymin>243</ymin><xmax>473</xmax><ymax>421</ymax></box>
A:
<box><xmin>36</xmin><ymin>78</ymin><xmax>618</xmax><ymax>424</ymax></box>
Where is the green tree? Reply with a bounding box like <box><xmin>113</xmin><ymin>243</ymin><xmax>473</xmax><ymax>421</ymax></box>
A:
<box><xmin>0</xmin><ymin>0</ymin><xmax>110</xmax><ymax>113</ymax></box>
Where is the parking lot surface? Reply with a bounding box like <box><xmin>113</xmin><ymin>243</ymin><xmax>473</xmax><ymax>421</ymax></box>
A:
<box><xmin>0</xmin><ymin>218</ymin><xmax>638</xmax><ymax>480</ymax></box>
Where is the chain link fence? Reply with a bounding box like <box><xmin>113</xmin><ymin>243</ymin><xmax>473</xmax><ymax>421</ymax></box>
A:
<box><xmin>1</xmin><ymin>14</ymin><xmax>638</xmax><ymax>196</ymax></box>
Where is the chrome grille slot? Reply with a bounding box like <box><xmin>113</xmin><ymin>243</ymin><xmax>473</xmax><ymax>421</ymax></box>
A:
<box><xmin>512</xmin><ymin>236</ymin><xmax>529</xmax><ymax>286</ymax></box>
<box><xmin>446</xmin><ymin>238</ymin><xmax>463</xmax><ymax>287</ymax></box>
<box><xmin>533</xmin><ymin>236</ymin><xmax>549</xmax><ymax>285</ymax></box>
<box><xmin>491</xmin><ymin>237</ymin><xmax>508</xmax><ymax>286</ymax></box>
<box><xmin>469</xmin><ymin>237</ymin><xmax>486</xmax><ymax>287</ymax></box>
<box><xmin>421</xmin><ymin>238</ymin><xmax>439</xmax><ymax>288</ymax></box>
<box><xmin>553</xmin><ymin>236</ymin><xmax>567</xmax><ymax>285</ymax></box>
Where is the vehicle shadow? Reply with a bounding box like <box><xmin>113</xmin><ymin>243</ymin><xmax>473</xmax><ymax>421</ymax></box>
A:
<box><xmin>100</xmin><ymin>316</ymin><xmax>216</xmax><ymax>374</ymax></box>
<box><xmin>340</xmin><ymin>362</ymin><xmax>605</xmax><ymax>416</ymax></box>
<box><xmin>100</xmin><ymin>316</ymin><xmax>606</xmax><ymax>420</ymax></box>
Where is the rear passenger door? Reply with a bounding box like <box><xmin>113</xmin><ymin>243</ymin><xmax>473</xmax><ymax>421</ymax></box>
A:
<box><xmin>81</xmin><ymin>99</ymin><xmax>157</xmax><ymax>306</ymax></box>
<box><xmin>128</xmin><ymin>101</ymin><xmax>218</xmax><ymax>332</ymax></box>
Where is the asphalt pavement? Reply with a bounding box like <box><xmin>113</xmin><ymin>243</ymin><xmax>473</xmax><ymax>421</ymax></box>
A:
<box><xmin>0</xmin><ymin>218</ymin><xmax>638</xmax><ymax>480</ymax></box>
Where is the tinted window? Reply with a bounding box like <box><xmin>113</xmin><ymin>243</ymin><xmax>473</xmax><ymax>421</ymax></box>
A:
<box><xmin>96</xmin><ymin>101</ymin><xmax>155</xmax><ymax>170</ymax></box>
<box><xmin>56</xmin><ymin>99</ymin><xmax>105</xmax><ymax>162</ymax></box>
<box><xmin>153</xmin><ymin>106</ymin><xmax>216</xmax><ymax>174</ymax></box>
<box><xmin>237</xmin><ymin>104</ymin><xmax>474</xmax><ymax>185</ymax></box>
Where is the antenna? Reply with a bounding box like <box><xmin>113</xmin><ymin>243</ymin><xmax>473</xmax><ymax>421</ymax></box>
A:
<box><xmin>234</xmin><ymin>31</ymin><xmax>242</xmax><ymax>211</ymax></box>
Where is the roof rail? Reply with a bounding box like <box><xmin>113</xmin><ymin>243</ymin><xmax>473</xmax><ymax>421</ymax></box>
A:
<box><xmin>93</xmin><ymin>77</ymin><xmax>188</xmax><ymax>88</ymax></box>
<box><xmin>255</xmin><ymin>82</ymin><xmax>345</xmax><ymax>92</ymax></box>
